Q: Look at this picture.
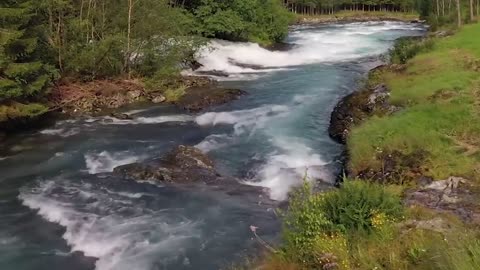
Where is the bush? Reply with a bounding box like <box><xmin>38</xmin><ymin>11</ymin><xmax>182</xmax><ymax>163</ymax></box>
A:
<box><xmin>193</xmin><ymin>0</ymin><xmax>293</xmax><ymax>44</ymax></box>
<box><xmin>390</xmin><ymin>37</ymin><xmax>435</xmax><ymax>64</ymax></box>
<box><xmin>322</xmin><ymin>180</ymin><xmax>404</xmax><ymax>233</ymax></box>
<box><xmin>281</xmin><ymin>180</ymin><xmax>403</xmax><ymax>266</ymax></box>
<box><xmin>282</xmin><ymin>181</ymin><xmax>336</xmax><ymax>262</ymax></box>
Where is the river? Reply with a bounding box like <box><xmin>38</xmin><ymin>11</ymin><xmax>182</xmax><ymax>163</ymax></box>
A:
<box><xmin>0</xmin><ymin>21</ymin><xmax>425</xmax><ymax>270</ymax></box>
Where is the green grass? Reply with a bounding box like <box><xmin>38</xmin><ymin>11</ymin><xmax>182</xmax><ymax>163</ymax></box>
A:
<box><xmin>348</xmin><ymin>22</ymin><xmax>480</xmax><ymax>181</ymax></box>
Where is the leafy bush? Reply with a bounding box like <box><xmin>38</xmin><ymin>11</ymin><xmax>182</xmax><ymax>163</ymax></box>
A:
<box><xmin>282</xmin><ymin>181</ymin><xmax>336</xmax><ymax>262</ymax></box>
<box><xmin>193</xmin><ymin>0</ymin><xmax>293</xmax><ymax>45</ymax></box>
<box><xmin>390</xmin><ymin>37</ymin><xmax>435</xmax><ymax>64</ymax></box>
<box><xmin>322</xmin><ymin>180</ymin><xmax>403</xmax><ymax>233</ymax></box>
<box><xmin>281</xmin><ymin>180</ymin><xmax>403</xmax><ymax>266</ymax></box>
<box><xmin>64</xmin><ymin>35</ymin><xmax>125</xmax><ymax>80</ymax></box>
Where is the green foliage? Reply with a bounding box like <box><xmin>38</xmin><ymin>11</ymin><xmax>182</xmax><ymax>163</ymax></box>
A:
<box><xmin>282</xmin><ymin>181</ymin><xmax>335</xmax><ymax>261</ymax></box>
<box><xmin>281</xmin><ymin>179</ymin><xmax>403</xmax><ymax>265</ymax></box>
<box><xmin>390</xmin><ymin>37</ymin><xmax>434</xmax><ymax>64</ymax></box>
<box><xmin>436</xmin><ymin>238</ymin><xmax>480</xmax><ymax>270</ymax></box>
<box><xmin>193</xmin><ymin>0</ymin><xmax>293</xmax><ymax>44</ymax></box>
<box><xmin>0</xmin><ymin>0</ymin><xmax>57</xmax><ymax>102</ymax></box>
<box><xmin>0</xmin><ymin>102</ymin><xmax>48</xmax><ymax>122</ymax></box>
<box><xmin>322</xmin><ymin>180</ymin><xmax>403</xmax><ymax>233</ymax></box>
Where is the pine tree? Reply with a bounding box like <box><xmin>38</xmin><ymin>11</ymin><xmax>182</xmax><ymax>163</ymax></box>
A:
<box><xmin>0</xmin><ymin>0</ymin><xmax>57</xmax><ymax>102</ymax></box>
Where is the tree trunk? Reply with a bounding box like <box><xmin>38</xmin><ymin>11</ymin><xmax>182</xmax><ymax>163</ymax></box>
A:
<box><xmin>126</xmin><ymin>0</ymin><xmax>134</xmax><ymax>79</ymax></box>
<box><xmin>57</xmin><ymin>10</ymin><xmax>64</xmax><ymax>72</ymax></box>
<box><xmin>456</xmin><ymin>0</ymin><xmax>462</xmax><ymax>27</ymax></box>
<box><xmin>477</xmin><ymin>0</ymin><xmax>479</xmax><ymax>16</ymax></box>
<box><xmin>470</xmin><ymin>0</ymin><xmax>475</xmax><ymax>20</ymax></box>
<box><xmin>436</xmin><ymin>0</ymin><xmax>440</xmax><ymax>16</ymax></box>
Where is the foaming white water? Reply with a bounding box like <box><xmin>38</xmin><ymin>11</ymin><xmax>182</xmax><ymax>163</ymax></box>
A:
<box><xmin>195</xmin><ymin>134</ymin><xmax>232</xmax><ymax>152</ymax></box>
<box><xmin>84</xmin><ymin>151</ymin><xmax>142</xmax><ymax>174</ymax></box>
<box><xmin>247</xmin><ymin>137</ymin><xmax>332</xmax><ymax>200</ymax></box>
<box><xmin>195</xmin><ymin>104</ymin><xmax>289</xmax><ymax>135</ymax></box>
<box><xmin>19</xmin><ymin>180</ymin><xmax>199</xmax><ymax>270</ymax></box>
<box><xmin>99</xmin><ymin>115</ymin><xmax>193</xmax><ymax>125</ymax></box>
<box><xmin>192</xmin><ymin>21</ymin><xmax>424</xmax><ymax>78</ymax></box>
<box><xmin>40</xmin><ymin>128</ymin><xmax>80</xmax><ymax>137</ymax></box>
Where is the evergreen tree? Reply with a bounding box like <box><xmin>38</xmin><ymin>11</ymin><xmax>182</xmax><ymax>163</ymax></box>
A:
<box><xmin>0</xmin><ymin>0</ymin><xmax>57</xmax><ymax>102</ymax></box>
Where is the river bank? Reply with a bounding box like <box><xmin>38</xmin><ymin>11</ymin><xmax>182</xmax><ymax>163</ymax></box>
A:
<box><xmin>248</xmin><ymin>22</ymin><xmax>480</xmax><ymax>270</ymax></box>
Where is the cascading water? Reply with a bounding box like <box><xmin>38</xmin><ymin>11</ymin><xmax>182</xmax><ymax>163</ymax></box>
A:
<box><xmin>0</xmin><ymin>21</ymin><xmax>425</xmax><ymax>270</ymax></box>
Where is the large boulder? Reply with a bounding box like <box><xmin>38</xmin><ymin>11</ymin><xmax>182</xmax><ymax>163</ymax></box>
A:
<box><xmin>113</xmin><ymin>145</ymin><xmax>274</xmax><ymax>205</ymax></box>
<box><xmin>110</xmin><ymin>112</ymin><xmax>133</xmax><ymax>120</ymax></box>
<box><xmin>176</xmin><ymin>87</ymin><xmax>247</xmax><ymax>112</ymax></box>
<box><xmin>114</xmin><ymin>145</ymin><xmax>218</xmax><ymax>184</ymax></box>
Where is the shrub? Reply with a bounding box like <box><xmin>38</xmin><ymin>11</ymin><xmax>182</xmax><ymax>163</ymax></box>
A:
<box><xmin>281</xmin><ymin>181</ymin><xmax>336</xmax><ymax>262</ymax></box>
<box><xmin>322</xmin><ymin>180</ymin><xmax>403</xmax><ymax>233</ymax></box>
<box><xmin>281</xmin><ymin>180</ymin><xmax>403</xmax><ymax>266</ymax></box>
<box><xmin>390</xmin><ymin>37</ymin><xmax>435</xmax><ymax>64</ymax></box>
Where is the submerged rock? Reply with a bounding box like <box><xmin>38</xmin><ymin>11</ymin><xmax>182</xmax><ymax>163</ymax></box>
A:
<box><xmin>110</xmin><ymin>112</ymin><xmax>133</xmax><ymax>120</ymax></box>
<box><xmin>114</xmin><ymin>145</ymin><xmax>218</xmax><ymax>184</ymax></box>
<box><xmin>195</xmin><ymin>70</ymin><xmax>230</xmax><ymax>77</ymax></box>
<box><xmin>176</xmin><ymin>87</ymin><xmax>247</xmax><ymax>112</ymax></box>
<box><xmin>113</xmin><ymin>145</ymin><xmax>274</xmax><ymax>205</ymax></box>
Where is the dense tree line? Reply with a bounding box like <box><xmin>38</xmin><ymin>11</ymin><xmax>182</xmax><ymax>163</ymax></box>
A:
<box><xmin>0</xmin><ymin>0</ymin><xmax>291</xmax><ymax>112</ymax></box>
<box><xmin>284</xmin><ymin>0</ymin><xmax>479</xmax><ymax>27</ymax></box>
<box><xmin>283</xmin><ymin>0</ymin><xmax>418</xmax><ymax>14</ymax></box>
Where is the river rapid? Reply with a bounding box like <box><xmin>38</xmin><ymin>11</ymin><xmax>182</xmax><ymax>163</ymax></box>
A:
<box><xmin>0</xmin><ymin>22</ymin><xmax>425</xmax><ymax>270</ymax></box>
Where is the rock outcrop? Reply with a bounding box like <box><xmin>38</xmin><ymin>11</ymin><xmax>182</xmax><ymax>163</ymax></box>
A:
<box><xmin>328</xmin><ymin>83</ymin><xmax>394</xmax><ymax>144</ymax></box>
<box><xmin>406</xmin><ymin>177</ymin><xmax>480</xmax><ymax>225</ymax></box>
<box><xmin>114</xmin><ymin>145</ymin><xmax>219</xmax><ymax>184</ymax></box>
<box><xmin>176</xmin><ymin>87</ymin><xmax>247</xmax><ymax>112</ymax></box>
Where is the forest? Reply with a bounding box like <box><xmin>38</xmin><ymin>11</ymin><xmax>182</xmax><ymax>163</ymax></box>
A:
<box><xmin>0</xmin><ymin>0</ymin><xmax>292</xmax><ymax>121</ymax></box>
<box><xmin>0</xmin><ymin>0</ymin><xmax>479</xmax><ymax>123</ymax></box>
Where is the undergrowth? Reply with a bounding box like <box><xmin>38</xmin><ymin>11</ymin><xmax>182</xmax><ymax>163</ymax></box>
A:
<box><xmin>250</xmin><ymin>180</ymin><xmax>480</xmax><ymax>270</ymax></box>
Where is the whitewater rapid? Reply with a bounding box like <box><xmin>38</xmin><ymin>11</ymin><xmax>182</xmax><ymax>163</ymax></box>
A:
<box><xmin>7</xmin><ymin>21</ymin><xmax>426</xmax><ymax>270</ymax></box>
<box><xmin>189</xmin><ymin>21</ymin><xmax>425</xmax><ymax>200</ymax></box>
<box><xmin>188</xmin><ymin>21</ymin><xmax>425</xmax><ymax>80</ymax></box>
